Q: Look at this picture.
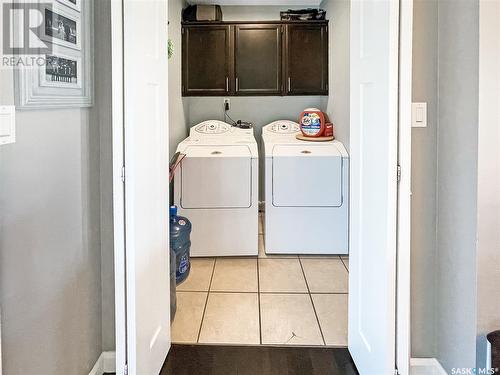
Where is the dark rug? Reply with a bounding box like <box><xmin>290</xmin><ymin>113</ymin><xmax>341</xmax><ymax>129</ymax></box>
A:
<box><xmin>160</xmin><ymin>344</ymin><xmax>359</xmax><ymax>375</ymax></box>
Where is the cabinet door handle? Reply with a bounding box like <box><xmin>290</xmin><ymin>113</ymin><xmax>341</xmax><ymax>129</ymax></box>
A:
<box><xmin>236</xmin><ymin>77</ymin><xmax>239</xmax><ymax>92</ymax></box>
<box><xmin>288</xmin><ymin>77</ymin><xmax>291</xmax><ymax>92</ymax></box>
<box><xmin>226</xmin><ymin>77</ymin><xmax>229</xmax><ymax>92</ymax></box>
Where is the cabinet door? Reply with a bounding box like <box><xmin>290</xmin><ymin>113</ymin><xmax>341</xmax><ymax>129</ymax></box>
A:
<box><xmin>183</xmin><ymin>25</ymin><xmax>230</xmax><ymax>96</ymax></box>
<box><xmin>285</xmin><ymin>23</ymin><xmax>328</xmax><ymax>95</ymax></box>
<box><xmin>234</xmin><ymin>24</ymin><xmax>282</xmax><ymax>95</ymax></box>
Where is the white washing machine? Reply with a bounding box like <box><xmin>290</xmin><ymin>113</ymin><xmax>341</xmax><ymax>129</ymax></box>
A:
<box><xmin>262</xmin><ymin>120</ymin><xmax>349</xmax><ymax>255</ymax></box>
<box><xmin>174</xmin><ymin>120</ymin><xmax>258</xmax><ymax>257</ymax></box>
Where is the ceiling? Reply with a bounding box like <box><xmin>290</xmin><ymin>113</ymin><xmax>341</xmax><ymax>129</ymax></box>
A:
<box><xmin>188</xmin><ymin>0</ymin><xmax>322</xmax><ymax>6</ymax></box>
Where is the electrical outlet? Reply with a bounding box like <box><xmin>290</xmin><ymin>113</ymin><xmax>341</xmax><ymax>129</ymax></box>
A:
<box><xmin>223</xmin><ymin>98</ymin><xmax>230</xmax><ymax>111</ymax></box>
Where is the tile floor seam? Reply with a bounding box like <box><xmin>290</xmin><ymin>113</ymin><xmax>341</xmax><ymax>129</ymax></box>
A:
<box><xmin>196</xmin><ymin>258</ymin><xmax>217</xmax><ymax>343</ymax></box>
<box><xmin>259</xmin><ymin>291</ymin><xmax>310</xmax><ymax>295</ymax></box>
<box><xmin>257</xmin><ymin>253</ymin><xmax>263</xmax><ymax>345</ymax></box>
<box><xmin>340</xmin><ymin>257</ymin><xmax>349</xmax><ymax>273</ymax></box>
<box><xmin>298</xmin><ymin>257</ymin><xmax>327</xmax><ymax>346</ymax></box>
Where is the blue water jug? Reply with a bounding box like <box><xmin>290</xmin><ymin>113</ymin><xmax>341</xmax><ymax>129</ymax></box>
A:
<box><xmin>170</xmin><ymin>206</ymin><xmax>192</xmax><ymax>284</ymax></box>
<box><xmin>170</xmin><ymin>248</ymin><xmax>176</xmax><ymax>322</ymax></box>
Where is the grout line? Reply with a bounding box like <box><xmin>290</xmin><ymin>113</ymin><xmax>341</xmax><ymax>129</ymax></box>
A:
<box><xmin>340</xmin><ymin>257</ymin><xmax>349</xmax><ymax>273</ymax></box>
<box><xmin>179</xmin><ymin>290</ymin><xmax>257</xmax><ymax>294</ymax></box>
<box><xmin>257</xmin><ymin>257</ymin><xmax>263</xmax><ymax>345</ymax></box>
<box><xmin>196</xmin><ymin>258</ymin><xmax>217</xmax><ymax>343</ymax></box>
<box><xmin>178</xmin><ymin>290</ymin><xmax>348</xmax><ymax>295</ymax></box>
<box><xmin>298</xmin><ymin>257</ymin><xmax>327</xmax><ymax>346</ymax></box>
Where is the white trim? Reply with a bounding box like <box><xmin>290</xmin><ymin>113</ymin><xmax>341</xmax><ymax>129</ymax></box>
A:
<box><xmin>410</xmin><ymin>358</ymin><xmax>447</xmax><ymax>375</ymax></box>
<box><xmin>110</xmin><ymin>0</ymin><xmax>126</xmax><ymax>374</ymax></box>
<box><xmin>88</xmin><ymin>352</ymin><xmax>116</xmax><ymax>375</ymax></box>
<box><xmin>396</xmin><ymin>1</ymin><xmax>413</xmax><ymax>375</ymax></box>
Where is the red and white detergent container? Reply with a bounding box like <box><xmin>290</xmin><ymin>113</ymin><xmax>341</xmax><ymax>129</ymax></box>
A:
<box><xmin>299</xmin><ymin>108</ymin><xmax>334</xmax><ymax>139</ymax></box>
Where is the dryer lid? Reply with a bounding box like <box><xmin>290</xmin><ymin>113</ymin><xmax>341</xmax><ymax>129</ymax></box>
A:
<box><xmin>272</xmin><ymin>144</ymin><xmax>343</xmax><ymax>207</ymax></box>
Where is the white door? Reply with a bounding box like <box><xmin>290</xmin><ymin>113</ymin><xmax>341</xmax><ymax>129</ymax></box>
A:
<box><xmin>113</xmin><ymin>0</ymin><xmax>170</xmax><ymax>374</ymax></box>
<box><xmin>348</xmin><ymin>1</ymin><xmax>400</xmax><ymax>374</ymax></box>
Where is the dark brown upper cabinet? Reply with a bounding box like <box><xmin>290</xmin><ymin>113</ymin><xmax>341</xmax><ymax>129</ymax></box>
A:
<box><xmin>181</xmin><ymin>21</ymin><xmax>328</xmax><ymax>96</ymax></box>
<box><xmin>234</xmin><ymin>24</ymin><xmax>282</xmax><ymax>95</ymax></box>
<box><xmin>182</xmin><ymin>25</ymin><xmax>231</xmax><ymax>96</ymax></box>
<box><xmin>285</xmin><ymin>23</ymin><xmax>328</xmax><ymax>95</ymax></box>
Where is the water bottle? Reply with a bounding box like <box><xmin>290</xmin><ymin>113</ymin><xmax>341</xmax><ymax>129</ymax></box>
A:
<box><xmin>170</xmin><ymin>248</ymin><xmax>176</xmax><ymax>322</ymax></box>
<box><xmin>170</xmin><ymin>206</ymin><xmax>192</xmax><ymax>284</ymax></box>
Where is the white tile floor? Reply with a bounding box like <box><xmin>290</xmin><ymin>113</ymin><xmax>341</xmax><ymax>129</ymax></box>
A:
<box><xmin>171</xmin><ymin>214</ymin><xmax>349</xmax><ymax>347</ymax></box>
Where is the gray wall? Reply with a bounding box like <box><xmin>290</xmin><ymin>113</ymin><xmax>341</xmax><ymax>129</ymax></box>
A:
<box><xmin>410</xmin><ymin>0</ymin><xmax>438</xmax><ymax>357</ymax></box>
<box><xmin>0</xmin><ymin>109</ymin><xmax>102</xmax><ymax>375</ymax></box>
<box><xmin>320</xmin><ymin>0</ymin><xmax>350</xmax><ymax>148</ymax></box>
<box><xmin>94</xmin><ymin>0</ymin><xmax>115</xmax><ymax>352</ymax></box>
<box><xmin>411</xmin><ymin>3</ymin><xmax>486</xmax><ymax>370</ymax></box>
<box><xmin>221</xmin><ymin>5</ymin><xmax>317</xmax><ymax>21</ymax></box>
<box><xmin>0</xmin><ymin>1</ymin><xmax>112</xmax><ymax>373</ymax></box>
<box><xmin>435</xmin><ymin>0</ymin><xmax>479</xmax><ymax>371</ymax></box>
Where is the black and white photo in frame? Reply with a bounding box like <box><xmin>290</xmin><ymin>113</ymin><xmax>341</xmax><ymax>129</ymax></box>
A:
<box><xmin>41</xmin><ymin>52</ymin><xmax>82</xmax><ymax>89</ymax></box>
<box><xmin>15</xmin><ymin>0</ymin><xmax>93</xmax><ymax>109</ymax></box>
<box><xmin>57</xmin><ymin>0</ymin><xmax>81</xmax><ymax>12</ymax></box>
<box><xmin>41</xmin><ymin>3</ymin><xmax>81</xmax><ymax>51</ymax></box>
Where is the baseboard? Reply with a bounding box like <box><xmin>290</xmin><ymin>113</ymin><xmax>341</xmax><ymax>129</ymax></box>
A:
<box><xmin>410</xmin><ymin>358</ymin><xmax>447</xmax><ymax>375</ymax></box>
<box><xmin>89</xmin><ymin>351</ymin><xmax>116</xmax><ymax>375</ymax></box>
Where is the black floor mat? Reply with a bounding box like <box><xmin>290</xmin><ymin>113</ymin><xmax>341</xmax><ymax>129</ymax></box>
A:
<box><xmin>160</xmin><ymin>344</ymin><xmax>359</xmax><ymax>375</ymax></box>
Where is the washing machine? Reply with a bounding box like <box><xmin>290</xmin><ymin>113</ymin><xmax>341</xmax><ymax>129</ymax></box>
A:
<box><xmin>262</xmin><ymin>120</ymin><xmax>349</xmax><ymax>255</ymax></box>
<box><xmin>174</xmin><ymin>120</ymin><xmax>258</xmax><ymax>257</ymax></box>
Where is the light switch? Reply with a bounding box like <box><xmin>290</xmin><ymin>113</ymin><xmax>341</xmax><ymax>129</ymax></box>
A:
<box><xmin>412</xmin><ymin>102</ymin><xmax>427</xmax><ymax>128</ymax></box>
<box><xmin>0</xmin><ymin>105</ymin><xmax>16</xmax><ymax>145</ymax></box>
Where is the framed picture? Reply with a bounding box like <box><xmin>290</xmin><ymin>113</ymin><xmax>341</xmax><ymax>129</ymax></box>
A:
<box><xmin>40</xmin><ymin>51</ymin><xmax>82</xmax><ymax>89</ymax></box>
<box><xmin>41</xmin><ymin>3</ymin><xmax>81</xmax><ymax>50</ymax></box>
<box><xmin>57</xmin><ymin>0</ymin><xmax>81</xmax><ymax>12</ymax></box>
<box><xmin>15</xmin><ymin>0</ymin><xmax>93</xmax><ymax>109</ymax></box>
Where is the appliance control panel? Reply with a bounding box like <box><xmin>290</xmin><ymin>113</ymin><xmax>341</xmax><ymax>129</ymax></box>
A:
<box><xmin>268</xmin><ymin>121</ymin><xmax>300</xmax><ymax>134</ymax></box>
<box><xmin>194</xmin><ymin>120</ymin><xmax>231</xmax><ymax>134</ymax></box>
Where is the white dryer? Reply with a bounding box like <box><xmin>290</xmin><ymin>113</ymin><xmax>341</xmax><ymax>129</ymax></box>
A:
<box><xmin>262</xmin><ymin>120</ymin><xmax>349</xmax><ymax>255</ymax></box>
<box><xmin>174</xmin><ymin>120</ymin><xmax>258</xmax><ymax>257</ymax></box>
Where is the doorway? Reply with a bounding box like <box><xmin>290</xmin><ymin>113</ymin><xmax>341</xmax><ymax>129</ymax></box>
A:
<box><xmin>112</xmin><ymin>0</ymin><xmax>413</xmax><ymax>374</ymax></box>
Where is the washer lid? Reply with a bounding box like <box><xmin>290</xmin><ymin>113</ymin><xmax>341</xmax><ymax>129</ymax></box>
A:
<box><xmin>181</xmin><ymin>145</ymin><xmax>253</xmax><ymax>209</ymax></box>
<box><xmin>272</xmin><ymin>144</ymin><xmax>343</xmax><ymax>207</ymax></box>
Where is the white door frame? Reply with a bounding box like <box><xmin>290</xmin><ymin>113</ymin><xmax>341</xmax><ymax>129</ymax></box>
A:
<box><xmin>396</xmin><ymin>1</ymin><xmax>413</xmax><ymax>375</ymax></box>
<box><xmin>111</xmin><ymin>0</ymin><xmax>126</xmax><ymax>374</ymax></box>
<box><xmin>109</xmin><ymin>0</ymin><xmax>415</xmax><ymax>373</ymax></box>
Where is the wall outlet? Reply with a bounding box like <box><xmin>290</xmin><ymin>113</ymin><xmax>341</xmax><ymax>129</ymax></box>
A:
<box><xmin>223</xmin><ymin>98</ymin><xmax>230</xmax><ymax>111</ymax></box>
